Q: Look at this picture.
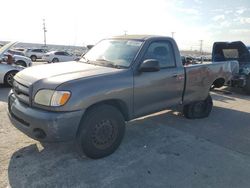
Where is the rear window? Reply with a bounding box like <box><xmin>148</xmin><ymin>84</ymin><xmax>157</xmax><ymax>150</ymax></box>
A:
<box><xmin>222</xmin><ymin>49</ymin><xmax>239</xmax><ymax>59</ymax></box>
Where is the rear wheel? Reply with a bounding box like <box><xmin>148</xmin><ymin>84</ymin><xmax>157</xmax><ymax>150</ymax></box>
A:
<box><xmin>76</xmin><ymin>105</ymin><xmax>125</xmax><ymax>159</ymax></box>
<box><xmin>4</xmin><ymin>71</ymin><xmax>18</xmax><ymax>87</ymax></box>
<box><xmin>183</xmin><ymin>94</ymin><xmax>213</xmax><ymax>119</ymax></box>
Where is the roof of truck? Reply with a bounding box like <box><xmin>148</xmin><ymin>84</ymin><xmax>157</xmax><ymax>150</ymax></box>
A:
<box><xmin>110</xmin><ymin>35</ymin><xmax>171</xmax><ymax>40</ymax></box>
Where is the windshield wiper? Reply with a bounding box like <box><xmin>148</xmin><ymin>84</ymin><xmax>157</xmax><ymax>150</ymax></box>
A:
<box><xmin>95</xmin><ymin>59</ymin><xmax>126</xmax><ymax>69</ymax></box>
<box><xmin>95</xmin><ymin>58</ymin><xmax>109</xmax><ymax>62</ymax></box>
<box><xmin>79</xmin><ymin>56</ymin><xmax>89</xmax><ymax>63</ymax></box>
<box><xmin>108</xmin><ymin>64</ymin><xmax>127</xmax><ymax>69</ymax></box>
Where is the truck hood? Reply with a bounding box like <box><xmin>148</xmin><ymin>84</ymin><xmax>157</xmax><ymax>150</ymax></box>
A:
<box><xmin>0</xmin><ymin>42</ymin><xmax>18</xmax><ymax>58</ymax></box>
<box><xmin>15</xmin><ymin>61</ymin><xmax>123</xmax><ymax>86</ymax></box>
<box><xmin>13</xmin><ymin>54</ymin><xmax>31</xmax><ymax>60</ymax></box>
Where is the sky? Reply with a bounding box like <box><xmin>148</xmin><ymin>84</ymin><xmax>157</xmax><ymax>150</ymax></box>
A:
<box><xmin>1</xmin><ymin>0</ymin><xmax>250</xmax><ymax>52</ymax></box>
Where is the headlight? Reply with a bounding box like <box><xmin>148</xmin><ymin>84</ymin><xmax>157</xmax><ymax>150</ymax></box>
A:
<box><xmin>34</xmin><ymin>89</ymin><xmax>71</xmax><ymax>107</ymax></box>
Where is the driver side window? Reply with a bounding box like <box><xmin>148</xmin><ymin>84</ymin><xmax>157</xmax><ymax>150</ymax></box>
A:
<box><xmin>144</xmin><ymin>41</ymin><xmax>176</xmax><ymax>68</ymax></box>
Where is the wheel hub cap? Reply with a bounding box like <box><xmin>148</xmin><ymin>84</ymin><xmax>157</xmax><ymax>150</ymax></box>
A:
<box><xmin>92</xmin><ymin>119</ymin><xmax>117</xmax><ymax>149</ymax></box>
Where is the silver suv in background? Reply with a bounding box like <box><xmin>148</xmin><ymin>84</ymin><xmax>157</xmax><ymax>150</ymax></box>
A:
<box><xmin>24</xmin><ymin>48</ymin><xmax>48</xmax><ymax>61</ymax></box>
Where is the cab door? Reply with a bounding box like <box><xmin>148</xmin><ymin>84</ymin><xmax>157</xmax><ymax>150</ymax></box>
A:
<box><xmin>133</xmin><ymin>40</ymin><xmax>185</xmax><ymax>117</ymax></box>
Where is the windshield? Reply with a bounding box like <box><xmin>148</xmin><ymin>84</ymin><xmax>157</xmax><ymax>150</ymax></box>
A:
<box><xmin>81</xmin><ymin>39</ymin><xmax>143</xmax><ymax>68</ymax></box>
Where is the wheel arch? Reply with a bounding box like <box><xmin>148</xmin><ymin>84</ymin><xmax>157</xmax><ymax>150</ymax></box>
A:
<box><xmin>4</xmin><ymin>70</ymin><xmax>19</xmax><ymax>85</ymax></box>
<box><xmin>52</xmin><ymin>57</ymin><xmax>59</xmax><ymax>62</ymax></box>
<box><xmin>30</xmin><ymin>55</ymin><xmax>37</xmax><ymax>58</ymax></box>
<box><xmin>212</xmin><ymin>77</ymin><xmax>225</xmax><ymax>88</ymax></box>
<box><xmin>84</xmin><ymin>99</ymin><xmax>130</xmax><ymax>121</ymax></box>
<box><xmin>15</xmin><ymin>60</ymin><xmax>27</xmax><ymax>67</ymax></box>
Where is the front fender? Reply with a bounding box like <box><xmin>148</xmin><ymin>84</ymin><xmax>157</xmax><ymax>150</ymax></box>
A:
<box><xmin>55</xmin><ymin>70</ymin><xmax>134</xmax><ymax>114</ymax></box>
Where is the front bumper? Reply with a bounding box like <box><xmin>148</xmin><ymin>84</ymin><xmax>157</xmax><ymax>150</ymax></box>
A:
<box><xmin>8</xmin><ymin>92</ymin><xmax>84</xmax><ymax>142</ymax></box>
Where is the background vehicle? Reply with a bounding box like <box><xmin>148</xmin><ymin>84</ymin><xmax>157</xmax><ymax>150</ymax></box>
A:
<box><xmin>0</xmin><ymin>42</ymin><xmax>25</xmax><ymax>86</ymax></box>
<box><xmin>181</xmin><ymin>56</ymin><xmax>197</xmax><ymax>65</ymax></box>
<box><xmin>247</xmin><ymin>46</ymin><xmax>250</xmax><ymax>52</ymax></box>
<box><xmin>8</xmin><ymin>35</ymin><xmax>238</xmax><ymax>159</ymax></box>
<box><xmin>24</xmin><ymin>48</ymin><xmax>48</xmax><ymax>61</ymax></box>
<box><xmin>8</xmin><ymin>49</ymin><xmax>25</xmax><ymax>56</ymax></box>
<box><xmin>7</xmin><ymin>49</ymin><xmax>32</xmax><ymax>67</ymax></box>
<box><xmin>212</xmin><ymin>41</ymin><xmax>250</xmax><ymax>94</ymax></box>
<box><xmin>13</xmin><ymin>48</ymin><xmax>26</xmax><ymax>52</ymax></box>
<box><xmin>42</xmin><ymin>51</ymin><xmax>79</xmax><ymax>63</ymax></box>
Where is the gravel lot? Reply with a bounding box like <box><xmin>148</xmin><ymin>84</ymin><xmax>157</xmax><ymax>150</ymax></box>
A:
<box><xmin>1</xmin><ymin>84</ymin><xmax>250</xmax><ymax>188</ymax></box>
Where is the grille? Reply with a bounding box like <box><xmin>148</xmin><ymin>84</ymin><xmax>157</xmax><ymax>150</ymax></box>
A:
<box><xmin>13</xmin><ymin>80</ymin><xmax>30</xmax><ymax>105</ymax></box>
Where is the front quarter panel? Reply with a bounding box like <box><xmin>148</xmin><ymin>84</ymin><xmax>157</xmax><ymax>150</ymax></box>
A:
<box><xmin>54</xmin><ymin>69</ymin><xmax>134</xmax><ymax>117</ymax></box>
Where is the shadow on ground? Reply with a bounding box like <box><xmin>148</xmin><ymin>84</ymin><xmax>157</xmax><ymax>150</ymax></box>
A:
<box><xmin>212</xmin><ymin>86</ymin><xmax>250</xmax><ymax>101</ymax></box>
<box><xmin>0</xmin><ymin>85</ymin><xmax>11</xmax><ymax>103</ymax></box>
<box><xmin>8</xmin><ymin>106</ymin><xmax>250</xmax><ymax>188</ymax></box>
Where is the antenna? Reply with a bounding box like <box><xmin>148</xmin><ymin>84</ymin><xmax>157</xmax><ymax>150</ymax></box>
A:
<box><xmin>200</xmin><ymin>40</ymin><xmax>203</xmax><ymax>63</ymax></box>
<box><xmin>171</xmin><ymin>32</ymin><xmax>175</xmax><ymax>39</ymax></box>
<box><xmin>124</xmin><ymin>30</ymin><xmax>127</xmax><ymax>36</ymax></box>
<box><xmin>43</xmin><ymin>19</ymin><xmax>47</xmax><ymax>48</ymax></box>
<box><xmin>199</xmin><ymin>40</ymin><xmax>203</xmax><ymax>55</ymax></box>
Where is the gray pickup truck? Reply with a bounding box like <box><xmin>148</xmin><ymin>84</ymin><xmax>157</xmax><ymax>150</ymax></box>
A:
<box><xmin>8</xmin><ymin>35</ymin><xmax>238</xmax><ymax>159</ymax></box>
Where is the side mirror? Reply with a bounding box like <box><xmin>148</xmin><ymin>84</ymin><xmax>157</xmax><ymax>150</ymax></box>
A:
<box><xmin>139</xmin><ymin>59</ymin><xmax>160</xmax><ymax>72</ymax></box>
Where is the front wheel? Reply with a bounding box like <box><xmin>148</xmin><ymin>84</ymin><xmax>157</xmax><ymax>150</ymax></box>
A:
<box><xmin>30</xmin><ymin>55</ymin><xmax>37</xmax><ymax>62</ymax></box>
<box><xmin>76</xmin><ymin>105</ymin><xmax>125</xmax><ymax>159</ymax></box>
<box><xmin>183</xmin><ymin>94</ymin><xmax>213</xmax><ymax>119</ymax></box>
<box><xmin>52</xmin><ymin>58</ymin><xmax>59</xmax><ymax>63</ymax></box>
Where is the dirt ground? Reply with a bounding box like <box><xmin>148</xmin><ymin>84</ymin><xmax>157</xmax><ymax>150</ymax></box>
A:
<box><xmin>1</xmin><ymin>86</ymin><xmax>250</xmax><ymax>188</ymax></box>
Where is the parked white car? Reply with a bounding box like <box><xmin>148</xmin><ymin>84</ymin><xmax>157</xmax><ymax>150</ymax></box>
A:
<box><xmin>24</xmin><ymin>48</ymin><xmax>48</xmax><ymax>61</ymax></box>
<box><xmin>7</xmin><ymin>49</ymin><xmax>32</xmax><ymax>67</ymax></box>
<box><xmin>0</xmin><ymin>42</ymin><xmax>25</xmax><ymax>86</ymax></box>
<box><xmin>42</xmin><ymin>51</ymin><xmax>79</xmax><ymax>63</ymax></box>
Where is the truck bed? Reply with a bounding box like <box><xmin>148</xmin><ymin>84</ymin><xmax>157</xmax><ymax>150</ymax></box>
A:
<box><xmin>183</xmin><ymin>60</ymin><xmax>239</xmax><ymax>104</ymax></box>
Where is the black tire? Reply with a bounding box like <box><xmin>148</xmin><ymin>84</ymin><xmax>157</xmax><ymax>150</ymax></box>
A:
<box><xmin>30</xmin><ymin>55</ymin><xmax>37</xmax><ymax>62</ymax></box>
<box><xmin>15</xmin><ymin>60</ymin><xmax>27</xmax><ymax>67</ymax></box>
<box><xmin>4</xmin><ymin>71</ymin><xmax>18</xmax><ymax>87</ymax></box>
<box><xmin>183</xmin><ymin>95</ymin><xmax>213</xmax><ymax>119</ymax></box>
<box><xmin>76</xmin><ymin>105</ymin><xmax>125</xmax><ymax>159</ymax></box>
<box><xmin>52</xmin><ymin>58</ymin><xmax>59</xmax><ymax>63</ymax></box>
<box><xmin>243</xmin><ymin>75</ymin><xmax>250</xmax><ymax>94</ymax></box>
